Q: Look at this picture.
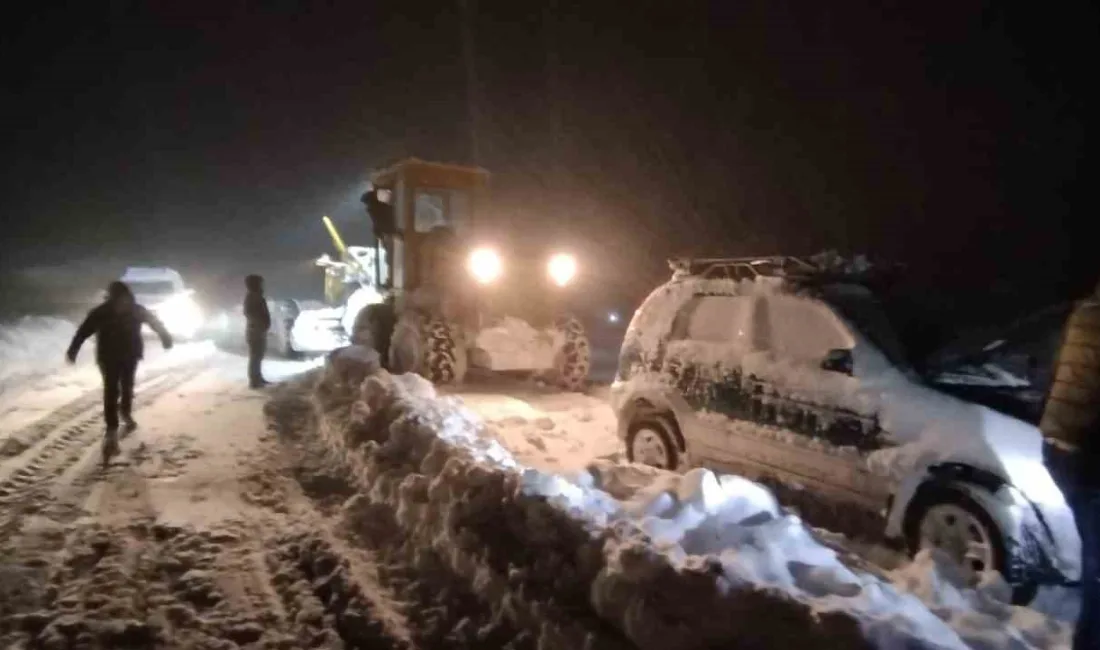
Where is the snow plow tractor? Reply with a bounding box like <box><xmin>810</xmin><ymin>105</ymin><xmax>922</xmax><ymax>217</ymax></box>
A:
<box><xmin>352</xmin><ymin>158</ymin><xmax>591</xmax><ymax>391</ymax></box>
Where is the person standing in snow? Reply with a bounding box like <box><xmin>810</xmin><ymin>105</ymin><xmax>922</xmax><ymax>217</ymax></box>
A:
<box><xmin>1041</xmin><ymin>281</ymin><xmax>1100</xmax><ymax>650</ymax></box>
<box><xmin>66</xmin><ymin>281</ymin><xmax>173</xmax><ymax>461</ymax></box>
<box><xmin>243</xmin><ymin>274</ymin><xmax>271</xmax><ymax>388</ymax></box>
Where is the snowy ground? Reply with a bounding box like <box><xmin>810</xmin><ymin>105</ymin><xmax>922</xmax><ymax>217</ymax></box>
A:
<box><xmin>443</xmin><ymin>374</ymin><xmax>623</xmax><ymax>473</ymax></box>
<box><xmin>0</xmin><ymin>317</ymin><xmax>1080</xmax><ymax>650</ymax></box>
<box><xmin>0</xmin><ymin>316</ymin><xmax>77</xmax><ymax>396</ymax></box>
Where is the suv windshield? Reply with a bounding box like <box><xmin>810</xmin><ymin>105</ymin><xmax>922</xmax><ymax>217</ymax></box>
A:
<box><xmin>128</xmin><ymin>280</ymin><xmax>177</xmax><ymax>296</ymax></box>
<box><xmin>818</xmin><ymin>284</ymin><xmax>911</xmax><ymax>370</ymax></box>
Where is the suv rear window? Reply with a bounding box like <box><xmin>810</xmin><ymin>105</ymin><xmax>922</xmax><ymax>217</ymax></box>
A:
<box><xmin>671</xmin><ymin>295</ymin><xmax>753</xmax><ymax>343</ymax></box>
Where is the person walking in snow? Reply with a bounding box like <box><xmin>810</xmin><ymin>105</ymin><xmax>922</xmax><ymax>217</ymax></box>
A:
<box><xmin>66</xmin><ymin>281</ymin><xmax>173</xmax><ymax>461</ymax></box>
<box><xmin>243</xmin><ymin>274</ymin><xmax>271</xmax><ymax>388</ymax></box>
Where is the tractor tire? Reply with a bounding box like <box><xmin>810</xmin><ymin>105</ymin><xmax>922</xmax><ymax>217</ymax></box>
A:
<box><xmin>390</xmin><ymin>315</ymin><xmax>467</xmax><ymax>385</ymax></box>
<box><xmin>423</xmin><ymin>318</ymin><xmax>466</xmax><ymax>385</ymax></box>
<box><xmin>553</xmin><ymin>315</ymin><xmax>590</xmax><ymax>392</ymax></box>
<box><xmin>357</xmin><ymin>302</ymin><xmax>396</xmax><ymax>367</ymax></box>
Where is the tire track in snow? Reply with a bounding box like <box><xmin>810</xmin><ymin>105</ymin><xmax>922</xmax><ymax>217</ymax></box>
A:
<box><xmin>0</xmin><ymin>363</ymin><xmax>181</xmax><ymax>459</ymax></box>
<box><xmin>264</xmin><ymin>388</ymin><xmax>541</xmax><ymax>650</ymax></box>
<box><xmin>0</xmin><ymin>364</ymin><xmax>204</xmax><ymax>539</ymax></box>
<box><xmin>232</xmin><ymin>403</ymin><xmax>415</xmax><ymax>649</ymax></box>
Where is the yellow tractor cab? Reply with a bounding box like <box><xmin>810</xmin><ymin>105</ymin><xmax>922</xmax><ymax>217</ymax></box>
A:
<box><xmin>353</xmin><ymin>158</ymin><xmax>590</xmax><ymax>390</ymax></box>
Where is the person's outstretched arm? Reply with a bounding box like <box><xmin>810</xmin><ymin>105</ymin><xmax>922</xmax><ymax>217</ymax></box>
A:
<box><xmin>141</xmin><ymin>306</ymin><xmax>174</xmax><ymax>350</ymax></box>
<box><xmin>66</xmin><ymin>307</ymin><xmax>102</xmax><ymax>363</ymax></box>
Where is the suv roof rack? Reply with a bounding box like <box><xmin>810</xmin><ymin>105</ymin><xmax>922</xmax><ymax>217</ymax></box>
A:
<box><xmin>668</xmin><ymin>256</ymin><xmax>820</xmax><ymax>280</ymax></box>
<box><xmin>669</xmin><ymin>253</ymin><xmax>903</xmax><ymax>287</ymax></box>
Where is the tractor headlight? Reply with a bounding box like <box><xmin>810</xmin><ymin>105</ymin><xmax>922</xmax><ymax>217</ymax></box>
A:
<box><xmin>547</xmin><ymin>253</ymin><xmax>577</xmax><ymax>287</ymax></box>
<box><xmin>468</xmin><ymin>247</ymin><xmax>503</xmax><ymax>284</ymax></box>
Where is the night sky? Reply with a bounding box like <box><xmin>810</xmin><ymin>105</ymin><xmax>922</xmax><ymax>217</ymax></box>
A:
<box><xmin>1</xmin><ymin>0</ymin><xmax>1095</xmax><ymax>315</ymax></box>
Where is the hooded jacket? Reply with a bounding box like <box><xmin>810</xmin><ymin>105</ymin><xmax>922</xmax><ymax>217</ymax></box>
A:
<box><xmin>67</xmin><ymin>282</ymin><xmax>173</xmax><ymax>365</ymax></box>
<box><xmin>243</xmin><ymin>275</ymin><xmax>271</xmax><ymax>334</ymax></box>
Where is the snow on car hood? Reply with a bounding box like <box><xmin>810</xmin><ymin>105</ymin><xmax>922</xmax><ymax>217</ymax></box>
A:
<box><xmin>868</xmin><ymin>377</ymin><xmax>1042</xmax><ymax>481</ymax></box>
<box><xmin>868</xmin><ymin>378</ymin><xmax>1081</xmax><ymax>576</ymax></box>
<box><xmin>730</xmin><ymin>318</ymin><xmax>1058</xmax><ymax>500</ymax></box>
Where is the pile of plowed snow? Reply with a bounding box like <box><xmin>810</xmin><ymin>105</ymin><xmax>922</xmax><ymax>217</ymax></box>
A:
<box><xmin>312</xmin><ymin>346</ymin><xmax>1073</xmax><ymax>650</ymax></box>
<box><xmin>0</xmin><ymin>316</ymin><xmax>75</xmax><ymax>388</ymax></box>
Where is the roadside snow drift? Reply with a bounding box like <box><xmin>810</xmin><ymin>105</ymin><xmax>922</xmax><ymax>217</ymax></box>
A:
<box><xmin>0</xmin><ymin>317</ymin><xmax>75</xmax><ymax>388</ymax></box>
<box><xmin>311</xmin><ymin>346</ymin><xmax>1072</xmax><ymax>650</ymax></box>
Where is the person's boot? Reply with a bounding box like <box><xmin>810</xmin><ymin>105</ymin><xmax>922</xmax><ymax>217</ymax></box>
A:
<box><xmin>102</xmin><ymin>427</ymin><xmax>120</xmax><ymax>466</ymax></box>
<box><xmin>121</xmin><ymin>414</ymin><xmax>138</xmax><ymax>435</ymax></box>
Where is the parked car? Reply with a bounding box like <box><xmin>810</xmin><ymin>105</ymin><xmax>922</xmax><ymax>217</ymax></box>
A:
<box><xmin>211</xmin><ymin>298</ymin><xmax>347</xmax><ymax>358</ymax></box>
<box><xmin>609</xmin><ymin>256</ymin><xmax>1080</xmax><ymax>603</ymax></box>
<box><xmin>120</xmin><ymin>267</ymin><xmax>205</xmax><ymax>340</ymax></box>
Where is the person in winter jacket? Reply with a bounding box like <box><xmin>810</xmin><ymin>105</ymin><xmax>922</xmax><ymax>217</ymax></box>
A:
<box><xmin>66</xmin><ymin>281</ymin><xmax>173</xmax><ymax>460</ymax></box>
<box><xmin>1041</xmin><ymin>281</ymin><xmax>1100</xmax><ymax>650</ymax></box>
<box><xmin>244</xmin><ymin>274</ymin><xmax>271</xmax><ymax>388</ymax></box>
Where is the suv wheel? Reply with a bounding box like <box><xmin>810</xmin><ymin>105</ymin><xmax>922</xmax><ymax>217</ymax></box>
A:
<box><xmin>626</xmin><ymin>417</ymin><xmax>680</xmax><ymax>470</ymax></box>
<box><xmin>904</xmin><ymin>486</ymin><xmax>1037</xmax><ymax>604</ymax></box>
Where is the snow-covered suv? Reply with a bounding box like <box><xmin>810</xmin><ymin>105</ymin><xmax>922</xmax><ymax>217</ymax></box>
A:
<box><xmin>609</xmin><ymin>256</ymin><xmax>1080</xmax><ymax>602</ymax></box>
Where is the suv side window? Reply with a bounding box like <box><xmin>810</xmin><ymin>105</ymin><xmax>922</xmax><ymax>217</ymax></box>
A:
<box><xmin>764</xmin><ymin>294</ymin><xmax>853</xmax><ymax>362</ymax></box>
<box><xmin>671</xmin><ymin>295</ymin><xmax>753</xmax><ymax>343</ymax></box>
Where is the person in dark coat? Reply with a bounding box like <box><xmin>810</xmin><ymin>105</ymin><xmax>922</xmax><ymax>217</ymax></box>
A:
<box><xmin>1041</xmin><ymin>283</ymin><xmax>1100</xmax><ymax>650</ymax></box>
<box><xmin>244</xmin><ymin>274</ymin><xmax>271</xmax><ymax>388</ymax></box>
<box><xmin>66</xmin><ymin>281</ymin><xmax>173</xmax><ymax>459</ymax></box>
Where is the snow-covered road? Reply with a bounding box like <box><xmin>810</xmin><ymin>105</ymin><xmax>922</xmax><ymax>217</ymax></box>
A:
<box><xmin>0</xmin><ymin>316</ymin><xmax>1081</xmax><ymax>649</ymax></box>
<box><xmin>0</xmin><ymin>338</ymin><xmax>629</xmax><ymax>650</ymax></box>
<box><xmin>444</xmin><ymin>375</ymin><xmax>623</xmax><ymax>473</ymax></box>
<box><xmin>0</xmin><ymin>345</ymin><xmax>429</xmax><ymax>649</ymax></box>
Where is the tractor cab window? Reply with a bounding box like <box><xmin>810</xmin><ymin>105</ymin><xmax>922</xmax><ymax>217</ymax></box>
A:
<box><xmin>413</xmin><ymin>189</ymin><xmax>471</xmax><ymax>234</ymax></box>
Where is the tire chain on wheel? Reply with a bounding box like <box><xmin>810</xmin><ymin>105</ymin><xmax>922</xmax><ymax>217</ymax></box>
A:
<box><xmin>553</xmin><ymin>315</ymin><xmax>590</xmax><ymax>392</ymax></box>
<box><xmin>422</xmin><ymin>318</ymin><xmax>459</xmax><ymax>384</ymax></box>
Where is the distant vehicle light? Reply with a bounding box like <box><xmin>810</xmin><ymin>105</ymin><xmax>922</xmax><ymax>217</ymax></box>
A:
<box><xmin>547</xmin><ymin>253</ymin><xmax>577</xmax><ymax>287</ymax></box>
<box><xmin>468</xmin><ymin>247</ymin><xmax>503</xmax><ymax>284</ymax></box>
<box><xmin>155</xmin><ymin>293</ymin><xmax>203</xmax><ymax>338</ymax></box>
<box><xmin>608</xmin><ymin>311</ymin><xmax>621</xmax><ymax>324</ymax></box>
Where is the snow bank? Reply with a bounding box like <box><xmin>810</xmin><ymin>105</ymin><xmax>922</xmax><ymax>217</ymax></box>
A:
<box><xmin>311</xmin><ymin>346</ymin><xmax>1071</xmax><ymax>650</ymax></box>
<box><xmin>0</xmin><ymin>316</ymin><xmax>75</xmax><ymax>388</ymax></box>
<box><xmin>472</xmin><ymin>316</ymin><xmax>559</xmax><ymax>370</ymax></box>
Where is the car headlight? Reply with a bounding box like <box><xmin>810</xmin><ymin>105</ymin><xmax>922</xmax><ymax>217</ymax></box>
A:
<box><xmin>547</xmin><ymin>253</ymin><xmax>577</xmax><ymax>287</ymax></box>
<box><xmin>468</xmin><ymin>247</ymin><xmax>503</xmax><ymax>284</ymax></box>
<box><xmin>157</xmin><ymin>294</ymin><xmax>203</xmax><ymax>329</ymax></box>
